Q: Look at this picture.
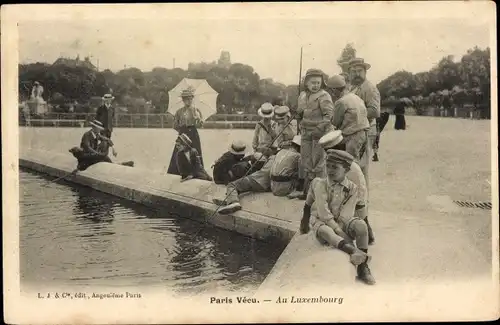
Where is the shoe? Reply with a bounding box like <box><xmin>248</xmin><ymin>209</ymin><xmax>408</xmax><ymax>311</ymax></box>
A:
<box><xmin>356</xmin><ymin>263</ymin><xmax>376</xmax><ymax>285</ymax></box>
<box><xmin>218</xmin><ymin>202</ymin><xmax>242</xmax><ymax>214</ymax></box>
<box><xmin>372</xmin><ymin>153</ymin><xmax>379</xmax><ymax>162</ymax></box>
<box><xmin>287</xmin><ymin>192</ymin><xmax>303</xmax><ymax>200</ymax></box>
<box><xmin>349</xmin><ymin>251</ymin><xmax>368</xmax><ymax>266</ymax></box>
<box><xmin>368</xmin><ymin>237</ymin><xmax>375</xmax><ymax>245</ymax></box>
<box><xmin>212</xmin><ymin>198</ymin><xmax>227</xmax><ymax>206</ymax></box>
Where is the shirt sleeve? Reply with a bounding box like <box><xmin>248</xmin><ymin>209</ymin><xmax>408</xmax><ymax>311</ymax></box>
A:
<box><xmin>173</xmin><ymin>109</ymin><xmax>181</xmax><ymax>132</ymax></box>
<box><xmin>364</xmin><ymin>83</ymin><xmax>381</xmax><ymax>120</ymax></box>
<box><xmin>252</xmin><ymin>124</ymin><xmax>260</xmax><ymax>151</ymax></box>
<box><xmin>319</xmin><ymin>92</ymin><xmax>335</xmax><ymax>122</ymax></box>
<box><xmin>332</xmin><ymin>100</ymin><xmax>346</xmax><ymax>129</ymax></box>
<box><xmin>339</xmin><ymin>183</ymin><xmax>360</xmax><ymax>222</ymax></box>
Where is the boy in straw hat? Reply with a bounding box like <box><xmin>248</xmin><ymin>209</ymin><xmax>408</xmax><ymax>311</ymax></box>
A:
<box><xmin>212</xmin><ymin>140</ymin><xmax>249</xmax><ymax>185</ymax></box>
<box><xmin>214</xmin><ymin>135</ymin><xmax>302</xmax><ymax>213</ymax></box>
<box><xmin>174</xmin><ymin>133</ymin><xmax>212</xmax><ymax>182</ymax></box>
<box><xmin>273</xmin><ymin>105</ymin><xmax>297</xmax><ymax>149</ymax></box>
<box><xmin>95</xmin><ymin>93</ymin><xmax>116</xmax><ymax>138</ymax></box>
<box><xmin>318</xmin><ymin>130</ymin><xmax>375</xmax><ymax>244</ymax></box>
<box><xmin>253</xmin><ymin>103</ymin><xmax>278</xmax><ymax>157</ymax></box>
<box><xmin>300</xmin><ymin>149</ymin><xmax>376</xmax><ymax>285</ymax></box>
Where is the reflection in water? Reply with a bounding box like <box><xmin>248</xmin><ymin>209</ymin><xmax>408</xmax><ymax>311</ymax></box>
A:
<box><xmin>20</xmin><ymin>169</ymin><xmax>284</xmax><ymax>292</ymax></box>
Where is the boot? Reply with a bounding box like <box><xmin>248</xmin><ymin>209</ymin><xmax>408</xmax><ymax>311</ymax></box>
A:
<box><xmin>372</xmin><ymin>153</ymin><xmax>379</xmax><ymax>162</ymax></box>
<box><xmin>297</xmin><ymin>178</ymin><xmax>311</xmax><ymax>200</ymax></box>
<box><xmin>338</xmin><ymin>242</ymin><xmax>370</xmax><ymax>266</ymax></box>
<box><xmin>357</xmin><ymin>262</ymin><xmax>376</xmax><ymax>285</ymax></box>
<box><xmin>365</xmin><ymin>217</ymin><xmax>375</xmax><ymax>245</ymax></box>
<box><xmin>296</xmin><ymin>178</ymin><xmax>305</xmax><ymax>192</ymax></box>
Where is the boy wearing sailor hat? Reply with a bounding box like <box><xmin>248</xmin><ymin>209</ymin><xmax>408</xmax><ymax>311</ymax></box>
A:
<box><xmin>300</xmin><ymin>148</ymin><xmax>376</xmax><ymax>285</ymax></box>
<box><xmin>318</xmin><ymin>130</ymin><xmax>375</xmax><ymax>245</ymax></box>
<box><xmin>253</xmin><ymin>103</ymin><xmax>278</xmax><ymax>157</ymax></box>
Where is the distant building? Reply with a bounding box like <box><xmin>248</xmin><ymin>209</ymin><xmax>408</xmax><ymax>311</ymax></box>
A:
<box><xmin>218</xmin><ymin>51</ymin><xmax>231</xmax><ymax>69</ymax></box>
<box><xmin>53</xmin><ymin>55</ymin><xmax>97</xmax><ymax>71</ymax></box>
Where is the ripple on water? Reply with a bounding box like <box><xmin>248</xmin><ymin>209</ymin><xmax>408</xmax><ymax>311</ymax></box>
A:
<box><xmin>20</xmin><ymin>169</ymin><xmax>284</xmax><ymax>293</ymax></box>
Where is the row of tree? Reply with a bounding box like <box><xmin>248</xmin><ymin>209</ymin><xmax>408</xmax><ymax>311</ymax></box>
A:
<box><xmin>19</xmin><ymin>44</ymin><xmax>490</xmax><ymax>116</ymax></box>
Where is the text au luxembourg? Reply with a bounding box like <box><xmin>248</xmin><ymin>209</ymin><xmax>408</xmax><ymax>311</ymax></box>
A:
<box><xmin>210</xmin><ymin>296</ymin><xmax>344</xmax><ymax>304</ymax></box>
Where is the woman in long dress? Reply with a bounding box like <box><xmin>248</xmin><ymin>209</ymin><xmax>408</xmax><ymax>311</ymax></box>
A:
<box><xmin>167</xmin><ymin>88</ymin><xmax>205</xmax><ymax>175</ymax></box>
<box><xmin>394</xmin><ymin>101</ymin><xmax>406</xmax><ymax>130</ymax></box>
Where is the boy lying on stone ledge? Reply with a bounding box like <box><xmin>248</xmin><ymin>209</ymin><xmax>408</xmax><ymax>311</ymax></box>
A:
<box><xmin>174</xmin><ymin>133</ymin><xmax>213</xmax><ymax>183</ymax></box>
<box><xmin>69</xmin><ymin>119</ymin><xmax>134</xmax><ymax>171</ymax></box>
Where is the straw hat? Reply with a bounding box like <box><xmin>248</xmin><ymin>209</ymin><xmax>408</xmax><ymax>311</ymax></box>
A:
<box><xmin>258</xmin><ymin>103</ymin><xmax>274</xmax><ymax>118</ymax></box>
<box><xmin>177</xmin><ymin>133</ymin><xmax>193</xmax><ymax>147</ymax></box>
<box><xmin>274</xmin><ymin>106</ymin><xmax>291</xmax><ymax>120</ymax></box>
<box><xmin>89</xmin><ymin>120</ymin><xmax>105</xmax><ymax>130</ymax></box>
<box><xmin>229</xmin><ymin>141</ymin><xmax>247</xmax><ymax>155</ymax></box>
<box><xmin>319</xmin><ymin>130</ymin><xmax>344</xmax><ymax>149</ymax></box>
<box><xmin>292</xmin><ymin>135</ymin><xmax>301</xmax><ymax>146</ymax></box>
<box><xmin>180</xmin><ymin>88</ymin><xmax>195</xmax><ymax>98</ymax></box>
<box><xmin>102</xmin><ymin>94</ymin><xmax>115</xmax><ymax>100</ymax></box>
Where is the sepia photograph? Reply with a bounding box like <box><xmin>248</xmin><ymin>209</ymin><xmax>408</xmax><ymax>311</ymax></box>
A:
<box><xmin>2</xmin><ymin>2</ymin><xmax>498</xmax><ymax>323</ymax></box>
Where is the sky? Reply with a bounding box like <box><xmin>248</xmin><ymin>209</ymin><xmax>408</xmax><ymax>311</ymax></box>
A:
<box><xmin>17</xmin><ymin>15</ymin><xmax>491</xmax><ymax>85</ymax></box>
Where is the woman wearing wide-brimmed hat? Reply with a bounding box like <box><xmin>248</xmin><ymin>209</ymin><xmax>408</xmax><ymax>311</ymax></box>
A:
<box><xmin>167</xmin><ymin>88</ymin><xmax>205</xmax><ymax>175</ymax></box>
<box><xmin>294</xmin><ymin>68</ymin><xmax>335</xmax><ymax>200</ymax></box>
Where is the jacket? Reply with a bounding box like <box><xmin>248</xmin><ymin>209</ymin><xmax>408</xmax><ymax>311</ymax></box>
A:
<box><xmin>212</xmin><ymin>152</ymin><xmax>245</xmax><ymax>185</ymax></box>
<box><xmin>95</xmin><ymin>104</ymin><xmax>115</xmax><ymax>132</ymax></box>
<box><xmin>80</xmin><ymin>130</ymin><xmax>103</xmax><ymax>156</ymax></box>
<box><xmin>297</xmin><ymin>89</ymin><xmax>334</xmax><ymax>138</ymax></box>
<box><xmin>274</xmin><ymin>121</ymin><xmax>297</xmax><ymax>149</ymax></box>
<box><xmin>349</xmin><ymin>80</ymin><xmax>381</xmax><ymax>123</ymax></box>
<box><xmin>252</xmin><ymin>120</ymin><xmax>278</xmax><ymax>154</ymax></box>
<box><xmin>332</xmin><ymin>92</ymin><xmax>370</xmax><ymax>136</ymax></box>
<box><xmin>176</xmin><ymin>148</ymin><xmax>205</xmax><ymax>179</ymax></box>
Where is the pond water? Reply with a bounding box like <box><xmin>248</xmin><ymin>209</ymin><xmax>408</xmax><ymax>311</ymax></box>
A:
<box><xmin>20</xmin><ymin>169</ymin><xmax>285</xmax><ymax>294</ymax></box>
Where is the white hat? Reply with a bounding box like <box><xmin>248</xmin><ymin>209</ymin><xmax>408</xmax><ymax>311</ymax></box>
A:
<box><xmin>292</xmin><ymin>135</ymin><xmax>301</xmax><ymax>146</ymax></box>
<box><xmin>102</xmin><ymin>94</ymin><xmax>115</xmax><ymax>100</ymax></box>
<box><xmin>89</xmin><ymin>120</ymin><xmax>105</xmax><ymax>130</ymax></box>
<box><xmin>318</xmin><ymin>130</ymin><xmax>343</xmax><ymax>149</ymax></box>
<box><xmin>274</xmin><ymin>106</ymin><xmax>291</xmax><ymax>120</ymax></box>
<box><xmin>258</xmin><ymin>103</ymin><xmax>274</xmax><ymax>118</ymax></box>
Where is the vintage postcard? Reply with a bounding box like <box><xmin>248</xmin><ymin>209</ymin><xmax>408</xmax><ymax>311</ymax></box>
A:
<box><xmin>2</xmin><ymin>2</ymin><xmax>498</xmax><ymax>323</ymax></box>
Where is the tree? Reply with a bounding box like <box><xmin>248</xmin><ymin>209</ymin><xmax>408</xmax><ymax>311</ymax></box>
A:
<box><xmin>337</xmin><ymin>43</ymin><xmax>357</xmax><ymax>74</ymax></box>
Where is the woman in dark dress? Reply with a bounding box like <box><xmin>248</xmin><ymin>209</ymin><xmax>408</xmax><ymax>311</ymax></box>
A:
<box><xmin>167</xmin><ymin>88</ymin><xmax>205</xmax><ymax>175</ymax></box>
<box><xmin>394</xmin><ymin>101</ymin><xmax>406</xmax><ymax>130</ymax></box>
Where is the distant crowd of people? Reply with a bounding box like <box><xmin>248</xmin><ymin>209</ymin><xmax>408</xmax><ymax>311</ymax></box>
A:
<box><xmin>68</xmin><ymin>57</ymin><xmax>390</xmax><ymax>286</ymax></box>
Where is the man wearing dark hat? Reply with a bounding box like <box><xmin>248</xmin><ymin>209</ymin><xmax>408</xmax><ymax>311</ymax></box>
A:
<box><xmin>347</xmin><ymin>58</ymin><xmax>381</xmax><ymax>182</ymax></box>
<box><xmin>212</xmin><ymin>140</ymin><xmax>249</xmax><ymax>185</ymax></box>
<box><xmin>214</xmin><ymin>135</ymin><xmax>302</xmax><ymax>214</ymax></box>
<box><xmin>174</xmin><ymin>133</ymin><xmax>212</xmax><ymax>182</ymax></box>
<box><xmin>95</xmin><ymin>94</ymin><xmax>116</xmax><ymax>139</ymax></box>
<box><xmin>273</xmin><ymin>105</ymin><xmax>297</xmax><ymax>149</ymax></box>
<box><xmin>299</xmin><ymin>149</ymin><xmax>376</xmax><ymax>285</ymax></box>
<box><xmin>327</xmin><ymin>75</ymin><xmax>370</xmax><ymax>163</ymax></box>
<box><xmin>318</xmin><ymin>130</ymin><xmax>375</xmax><ymax>245</ymax></box>
<box><xmin>296</xmin><ymin>68</ymin><xmax>335</xmax><ymax>200</ymax></box>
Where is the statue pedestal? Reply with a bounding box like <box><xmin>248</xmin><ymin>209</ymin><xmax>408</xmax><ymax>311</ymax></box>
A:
<box><xmin>27</xmin><ymin>98</ymin><xmax>48</xmax><ymax>115</ymax></box>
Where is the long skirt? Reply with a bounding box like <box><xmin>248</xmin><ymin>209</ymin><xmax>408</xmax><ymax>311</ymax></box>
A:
<box><xmin>167</xmin><ymin>126</ymin><xmax>204</xmax><ymax>175</ymax></box>
<box><xmin>394</xmin><ymin>114</ymin><xmax>406</xmax><ymax>130</ymax></box>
